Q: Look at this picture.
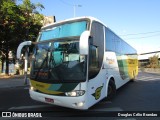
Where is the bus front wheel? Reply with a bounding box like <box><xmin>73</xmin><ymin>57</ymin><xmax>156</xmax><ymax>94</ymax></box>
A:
<box><xmin>107</xmin><ymin>79</ymin><xmax>116</xmax><ymax>100</ymax></box>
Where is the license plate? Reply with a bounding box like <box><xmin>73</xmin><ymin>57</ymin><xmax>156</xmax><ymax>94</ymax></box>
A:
<box><xmin>45</xmin><ymin>98</ymin><xmax>54</xmax><ymax>103</ymax></box>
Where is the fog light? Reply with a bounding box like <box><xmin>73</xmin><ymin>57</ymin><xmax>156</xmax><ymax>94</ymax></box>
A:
<box><xmin>76</xmin><ymin>101</ymin><xmax>85</xmax><ymax>107</ymax></box>
<box><xmin>30</xmin><ymin>86</ymin><xmax>36</xmax><ymax>91</ymax></box>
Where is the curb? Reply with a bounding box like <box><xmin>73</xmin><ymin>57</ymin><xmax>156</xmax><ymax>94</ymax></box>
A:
<box><xmin>0</xmin><ymin>85</ymin><xmax>30</xmax><ymax>89</ymax></box>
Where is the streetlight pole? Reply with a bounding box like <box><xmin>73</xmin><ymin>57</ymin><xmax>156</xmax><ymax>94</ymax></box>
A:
<box><xmin>73</xmin><ymin>5</ymin><xmax>82</xmax><ymax>17</ymax></box>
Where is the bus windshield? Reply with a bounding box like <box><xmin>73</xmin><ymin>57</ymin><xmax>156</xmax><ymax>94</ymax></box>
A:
<box><xmin>30</xmin><ymin>39</ymin><xmax>87</xmax><ymax>83</ymax></box>
<box><xmin>38</xmin><ymin>21</ymin><xmax>87</xmax><ymax>42</ymax></box>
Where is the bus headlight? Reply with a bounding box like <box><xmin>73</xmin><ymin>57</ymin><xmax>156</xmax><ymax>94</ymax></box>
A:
<box><xmin>65</xmin><ymin>90</ymin><xmax>85</xmax><ymax>97</ymax></box>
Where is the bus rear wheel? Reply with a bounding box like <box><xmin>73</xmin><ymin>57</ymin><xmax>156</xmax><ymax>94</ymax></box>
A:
<box><xmin>107</xmin><ymin>80</ymin><xmax>116</xmax><ymax>100</ymax></box>
<box><xmin>130</xmin><ymin>70</ymin><xmax>136</xmax><ymax>82</ymax></box>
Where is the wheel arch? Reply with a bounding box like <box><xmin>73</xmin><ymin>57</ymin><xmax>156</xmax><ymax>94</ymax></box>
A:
<box><xmin>105</xmin><ymin>76</ymin><xmax>116</xmax><ymax>96</ymax></box>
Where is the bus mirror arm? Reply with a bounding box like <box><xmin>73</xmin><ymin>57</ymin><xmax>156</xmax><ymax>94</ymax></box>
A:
<box><xmin>17</xmin><ymin>41</ymin><xmax>32</xmax><ymax>59</ymax></box>
<box><xmin>79</xmin><ymin>31</ymin><xmax>90</xmax><ymax>55</ymax></box>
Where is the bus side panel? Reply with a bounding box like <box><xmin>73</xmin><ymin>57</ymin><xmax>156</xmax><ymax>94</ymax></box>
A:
<box><xmin>127</xmin><ymin>56</ymin><xmax>138</xmax><ymax>79</ymax></box>
<box><xmin>105</xmin><ymin>27</ymin><xmax>138</xmax><ymax>81</ymax></box>
<box><xmin>104</xmin><ymin>52</ymin><xmax>130</xmax><ymax>89</ymax></box>
<box><xmin>87</xmin><ymin>69</ymin><xmax>106</xmax><ymax>108</ymax></box>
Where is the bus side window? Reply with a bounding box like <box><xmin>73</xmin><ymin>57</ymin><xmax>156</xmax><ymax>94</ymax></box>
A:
<box><xmin>89</xmin><ymin>45</ymin><xmax>99</xmax><ymax>79</ymax></box>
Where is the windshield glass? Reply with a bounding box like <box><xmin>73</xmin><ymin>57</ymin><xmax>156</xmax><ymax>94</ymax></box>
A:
<box><xmin>38</xmin><ymin>21</ymin><xmax>87</xmax><ymax>41</ymax></box>
<box><xmin>30</xmin><ymin>40</ymin><xmax>87</xmax><ymax>83</ymax></box>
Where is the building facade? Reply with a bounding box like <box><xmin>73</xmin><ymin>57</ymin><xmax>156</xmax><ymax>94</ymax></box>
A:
<box><xmin>138</xmin><ymin>51</ymin><xmax>160</xmax><ymax>67</ymax></box>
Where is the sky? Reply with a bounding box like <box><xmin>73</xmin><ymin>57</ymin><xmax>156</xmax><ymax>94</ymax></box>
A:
<box><xmin>20</xmin><ymin>0</ymin><xmax>160</xmax><ymax>54</ymax></box>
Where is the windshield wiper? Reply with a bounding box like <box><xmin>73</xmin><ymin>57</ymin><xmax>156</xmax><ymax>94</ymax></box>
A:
<box><xmin>34</xmin><ymin>54</ymin><xmax>48</xmax><ymax>80</ymax></box>
<box><xmin>34</xmin><ymin>47</ymin><xmax>51</xmax><ymax>80</ymax></box>
<box><xmin>34</xmin><ymin>46</ymin><xmax>57</xmax><ymax>80</ymax></box>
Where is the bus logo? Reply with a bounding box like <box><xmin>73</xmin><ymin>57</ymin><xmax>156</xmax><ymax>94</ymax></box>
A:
<box><xmin>92</xmin><ymin>86</ymin><xmax>103</xmax><ymax>100</ymax></box>
<box><xmin>106</xmin><ymin>58</ymin><xmax>115</xmax><ymax>64</ymax></box>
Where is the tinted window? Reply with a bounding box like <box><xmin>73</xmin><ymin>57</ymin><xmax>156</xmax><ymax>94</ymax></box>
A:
<box><xmin>105</xmin><ymin>28</ymin><xmax>136</xmax><ymax>55</ymax></box>
<box><xmin>89</xmin><ymin>22</ymin><xmax>104</xmax><ymax>79</ymax></box>
<box><xmin>89</xmin><ymin>45</ymin><xmax>99</xmax><ymax>79</ymax></box>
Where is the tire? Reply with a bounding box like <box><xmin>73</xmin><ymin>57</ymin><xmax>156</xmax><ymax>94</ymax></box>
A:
<box><xmin>130</xmin><ymin>71</ymin><xmax>136</xmax><ymax>82</ymax></box>
<box><xmin>106</xmin><ymin>80</ymin><xmax>116</xmax><ymax>100</ymax></box>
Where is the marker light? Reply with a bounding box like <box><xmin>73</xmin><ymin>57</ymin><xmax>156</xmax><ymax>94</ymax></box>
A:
<box><xmin>65</xmin><ymin>90</ymin><xmax>85</xmax><ymax>97</ymax></box>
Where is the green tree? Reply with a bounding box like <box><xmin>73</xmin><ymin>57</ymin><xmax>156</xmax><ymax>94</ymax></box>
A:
<box><xmin>148</xmin><ymin>54</ymin><xmax>159</xmax><ymax>68</ymax></box>
<box><xmin>19</xmin><ymin>0</ymin><xmax>44</xmax><ymax>40</ymax></box>
<box><xmin>0</xmin><ymin>0</ymin><xmax>44</xmax><ymax>75</ymax></box>
<box><xmin>0</xmin><ymin>0</ymin><xmax>20</xmax><ymax>74</ymax></box>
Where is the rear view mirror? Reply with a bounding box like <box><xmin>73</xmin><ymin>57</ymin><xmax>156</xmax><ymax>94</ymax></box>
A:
<box><xmin>17</xmin><ymin>41</ymin><xmax>32</xmax><ymax>59</ymax></box>
<box><xmin>79</xmin><ymin>31</ymin><xmax>90</xmax><ymax>55</ymax></box>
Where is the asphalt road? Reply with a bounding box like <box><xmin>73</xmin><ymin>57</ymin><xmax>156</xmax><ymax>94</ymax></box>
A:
<box><xmin>0</xmin><ymin>71</ymin><xmax>160</xmax><ymax>119</ymax></box>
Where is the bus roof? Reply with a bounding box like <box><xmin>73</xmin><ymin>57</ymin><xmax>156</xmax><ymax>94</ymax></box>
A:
<box><xmin>41</xmin><ymin>16</ymin><xmax>136</xmax><ymax>52</ymax></box>
<box><xmin>41</xmin><ymin>16</ymin><xmax>106</xmax><ymax>30</ymax></box>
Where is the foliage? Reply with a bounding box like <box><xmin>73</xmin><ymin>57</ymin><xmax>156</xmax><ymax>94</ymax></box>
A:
<box><xmin>0</xmin><ymin>0</ymin><xmax>44</xmax><ymax>74</ymax></box>
<box><xmin>146</xmin><ymin>54</ymin><xmax>160</xmax><ymax>68</ymax></box>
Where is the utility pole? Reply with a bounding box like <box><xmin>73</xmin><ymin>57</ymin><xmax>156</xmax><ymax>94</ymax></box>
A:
<box><xmin>73</xmin><ymin>5</ymin><xmax>82</xmax><ymax>17</ymax></box>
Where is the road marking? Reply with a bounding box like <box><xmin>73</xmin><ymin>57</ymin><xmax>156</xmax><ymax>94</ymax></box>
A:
<box><xmin>90</xmin><ymin>107</ymin><xmax>123</xmax><ymax>111</ymax></box>
<box><xmin>139</xmin><ymin>78</ymin><xmax>160</xmax><ymax>81</ymax></box>
<box><xmin>8</xmin><ymin>105</ymin><xmax>51</xmax><ymax>110</ymax></box>
<box><xmin>24</xmin><ymin>86</ymin><xmax>30</xmax><ymax>89</ymax></box>
<box><xmin>98</xmin><ymin>101</ymin><xmax>112</xmax><ymax>104</ymax></box>
<box><xmin>90</xmin><ymin>101</ymin><xmax>123</xmax><ymax>112</ymax></box>
<box><xmin>137</xmin><ymin>76</ymin><xmax>155</xmax><ymax>80</ymax></box>
<box><xmin>8</xmin><ymin>103</ymin><xmax>122</xmax><ymax>112</ymax></box>
<box><xmin>116</xmin><ymin>118</ymin><xmax>136</xmax><ymax>120</ymax></box>
<box><xmin>137</xmin><ymin>76</ymin><xmax>160</xmax><ymax>81</ymax></box>
<box><xmin>148</xmin><ymin>77</ymin><xmax>160</xmax><ymax>80</ymax></box>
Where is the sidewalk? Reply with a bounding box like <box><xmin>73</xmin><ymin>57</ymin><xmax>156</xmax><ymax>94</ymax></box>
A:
<box><xmin>139</xmin><ymin>68</ymin><xmax>160</xmax><ymax>75</ymax></box>
<box><xmin>0</xmin><ymin>75</ymin><xmax>29</xmax><ymax>88</ymax></box>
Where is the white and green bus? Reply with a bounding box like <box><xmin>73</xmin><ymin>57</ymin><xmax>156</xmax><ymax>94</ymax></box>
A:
<box><xmin>17</xmin><ymin>17</ymin><xmax>138</xmax><ymax>110</ymax></box>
